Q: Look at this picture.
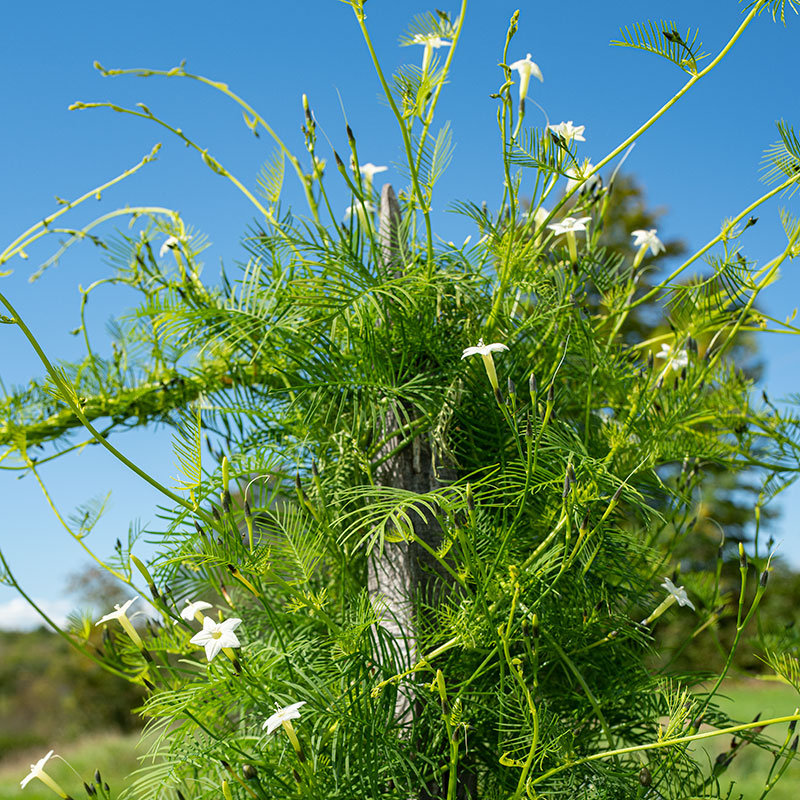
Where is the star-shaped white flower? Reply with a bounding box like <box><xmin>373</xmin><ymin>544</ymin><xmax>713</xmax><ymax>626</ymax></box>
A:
<box><xmin>263</xmin><ymin>701</ymin><xmax>307</xmax><ymax>734</ymax></box>
<box><xmin>462</xmin><ymin>339</ymin><xmax>509</xmax><ymax>392</ymax></box>
<box><xmin>461</xmin><ymin>340</ymin><xmax>509</xmax><ymax>360</ymax></box>
<box><xmin>359</xmin><ymin>162</ymin><xmax>388</xmax><ymax>182</ymax></box>
<box><xmin>95</xmin><ymin>595</ymin><xmax>144</xmax><ymax>647</ymax></box>
<box><xmin>159</xmin><ymin>234</ymin><xmax>191</xmax><ymax>258</ymax></box>
<box><xmin>655</xmin><ymin>344</ymin><xmax>689</xmax><ymax>372</ymax></box>
<box><xmin>548</xmin><ymin>121</ymin><xmax>586</xmax><ymax>143</ymax></box>
<box><xmin>509</xmin><ymin>53</ymin><xmax>544</xmax><ymax>102</ymax></box>
<box><xmin>411</xmin><ymin>33</ymin><xmax>452</xmax><ymax>72</ymax></box>
<box><xmin>96</xmin><ymin>596</ymin><xmax>138</xmax><ymax>626</ymax></box>
<box><xmin>189</xmin><ymin>616</ymin><xmax>242</xmax><ymax>661</ymax></box>
<box><xmin>547</xmin><ymin>216</ymin><xmax>591</xmax><ymax>236</ymax></box>
<box><xmin>662</xmin><ymin>577</ymin><xmax>695</xmax><ymax>611</ymax></box>
<box><xmin>180</xmin><ymin>599</ymin><xmax>213</xmax><ymax>622</ymax></box>
<box><xmin>412</xmin><ymin>33</ymin><xmax>451</xmax><ymax>49</ymax></box>
<box><xmin>20</xmin><ymin>750</ymin><xmax>55</xmax><ymax>789</ymax></box>
<box><xmin>631</xmin><ymin>228</ymin><xmax>665</xmax><ymax>256</ymax></box>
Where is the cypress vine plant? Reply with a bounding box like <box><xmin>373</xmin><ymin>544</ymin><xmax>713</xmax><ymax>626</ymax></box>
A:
<box><xmin>4</xmin><ymin>2</ymin><xmax>800</xmax><ymax>798</ymax></box>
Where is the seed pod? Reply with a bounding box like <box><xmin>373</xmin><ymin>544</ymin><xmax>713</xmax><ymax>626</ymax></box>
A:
<box><xmin>242</xmin><ymin>764</ymin><xmax>258</xmax><ymax>780</ymax></box>
<box><xmin>639</xmin><ymin>767</ymin><xmax>652</xmax><ymax>787</ymax></box>
<box><xmin>760</xmin><ymin>568</ymin><xmax>769</xmax><ymax>588</ymax></box>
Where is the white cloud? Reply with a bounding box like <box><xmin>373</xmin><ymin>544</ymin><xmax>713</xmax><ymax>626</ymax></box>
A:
<box><xmin>0</xmin><ymin>596</ymin><xmax>72</xmax><ymax>631</ymax></box>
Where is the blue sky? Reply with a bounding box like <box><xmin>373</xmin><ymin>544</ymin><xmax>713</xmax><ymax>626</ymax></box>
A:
<box><xmin>1</xmin><ymin>1</ymin><xmax>799</xmax><ymax>628</ymax></box>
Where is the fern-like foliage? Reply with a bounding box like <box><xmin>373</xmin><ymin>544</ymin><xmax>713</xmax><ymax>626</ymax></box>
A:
<box><xmin>742</xmin><ymin>0</ymin><xmax>799</xmax><ymax>23</ymax></box>
<box><xmin>611</xmin><ymin>21</ymin><xmax>707</xmax><ymax>75</ymax></box>
<box><xmin>761</xmin><ymin>119</ymin><xmax>800</xmax><ymax>190</ymax></box>
<box><xmin>256</xmin><ymin>146</ymin><xmax>285</xmax><ymax>205</ymax></box>
<box><xmin>171</xmin><ymin>402</ymin><xmax>203</xmax><ymax>504</ymax></box>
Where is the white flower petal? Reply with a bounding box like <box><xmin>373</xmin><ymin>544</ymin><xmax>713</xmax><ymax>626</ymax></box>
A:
<box><xmin>461</xmin><ymin>339</ymin><xmax>509</xmax><ymax>359</ymax></box>
<box><xmin>180</xmin><ymin>599</ymin><xmax>213</xmax><ymax>621</ymax></box>
<box><xmin>263</xmin><ymin>701</ymin><xmax>307</xmax><ymax>734</ymax></box>
<box><xmin>95</xmin><ymin>596</ymin><xmax>139</xmax><ymax>626</ymax></box>
<box><xmin>189</xmin><ymin>616</ymin><xmax>243</xmax><ymax>661</ymax></box>
<box><xmin>20</xmin><ymin>750</ymin><xmax>54</xmax><ymax>789</ymax></box>
<box><xmin>661</xmin><ymin>577</ymin><xmax>695</xmax><ymax>611</ymax></box>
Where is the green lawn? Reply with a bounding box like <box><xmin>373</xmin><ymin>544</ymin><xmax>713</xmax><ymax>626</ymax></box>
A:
<box><xmin>694</xmin><ymin>679</ymin><xmax>800</xmax><ymax>800</ymax></box>
<box><xmin>1</xmin><ymin>732</ymin><xmax>142</xmax><ymax>800</ymax></box>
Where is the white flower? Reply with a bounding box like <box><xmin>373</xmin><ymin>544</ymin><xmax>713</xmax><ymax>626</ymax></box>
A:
<box><xmin>95</xmin><ymin>595</ymin><xmax>143</xmax><ymax>647</ymax></box>
<box><xmin>631</xmin><ymin>228</ymin><xmax>665</xmax><ymax>256</ymax></box>
<box><xmin>20</xmin><ymin>750</ymin><xmax>69</xmax><ymax>796</ymax></box>
<box><xmin>548</xmin><ymin>121</ymin><xmax>586</xmax><ymax>143</ymax></box>
<box><xmin>461</xmin><ymin>339</ymin><xmax>509</xmax><ymax>392</ymax></box>
<box><xmin>96</xmin><ymin>596</ymin><xmax>138</xmax><ymax>625</ymax></box>
<box><xmin>461</xmin><ymin>340</ymin><xmax>509</xmax><ymax>359</ymax></box>
<box><xmin>263</xmin><ymin>701</ymin><xmax>307</xmax><ymax>734</ymax></box>
<box><xmin>655</xmin><ymin>344</ymin><xmax>689</xmax><ymax>372</ymax></box>
<box><xmin>20</xmin><ymin>750</ymin><xmax>55</xmax><ymax>789</ymax></box>
<box><xmin>180</xmin><ymin>599</ymin><xmax>213</xmax><ymax>621</ymax></box>
<box><xmin>509</xmin><ymin>54</ymin><xmax>544</xmax><ymax>101</ymax></box>
<box><xmin>412</xmin><ymin>33</ymin><xmax>451</xmax><ymax>72</ymax></box>
<box><xmin>412</xmin><ymin>33</ymin><xmax>451</xmax><ymax>49</ymax></box>
<box><xmin>547</xmin><ymin>216</ymin><xmax>591</xmax><ymax>236</ymax></box>
<box><xmin>662</xmin><ymin>577</ymin><xmax>695</xmax><ymax>611</ymax></box>
<box><xmin>159</xmin><ymin>234</ymin><xmax>191</xmax><ymax>258</ymax></box>
<box><xmin>189</xmin><ymin>616</ymin><xmax>242</xmax><ymax>661</ymax></box>
<box><xmin>359</xmin><ymin>162</ymin><xmax>388</xmax><ymax>182</ymax></box>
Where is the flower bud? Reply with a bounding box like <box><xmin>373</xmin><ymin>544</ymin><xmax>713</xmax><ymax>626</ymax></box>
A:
<box><xmin>529</xmin><ymin>372</ymin><xmax>537</xmax><ymax>396</ymax></box>
<box><xmin>739</xmin><ymin>542</ymin><xmax>747</xmax><ymax>570</ymax></box>
<box><xmin>243</xmin><ymin>764</ymin><xmax>258</xmax><ymax>780</ymax></box>
<box><xmin>638</xmin><ymin>767</ymin><xmax>651</xmax><ymax>787</ymax></box>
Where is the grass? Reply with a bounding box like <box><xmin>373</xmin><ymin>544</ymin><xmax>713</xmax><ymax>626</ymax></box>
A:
<box><xmin>695</xmin><ymin>678</ymin><xmax>800</xmax><ymax>800</ymax></box>
<box><xmin>0</xmin><ymin>731</ymin><xmax>142</xmax><ymax>800</ymax></box>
